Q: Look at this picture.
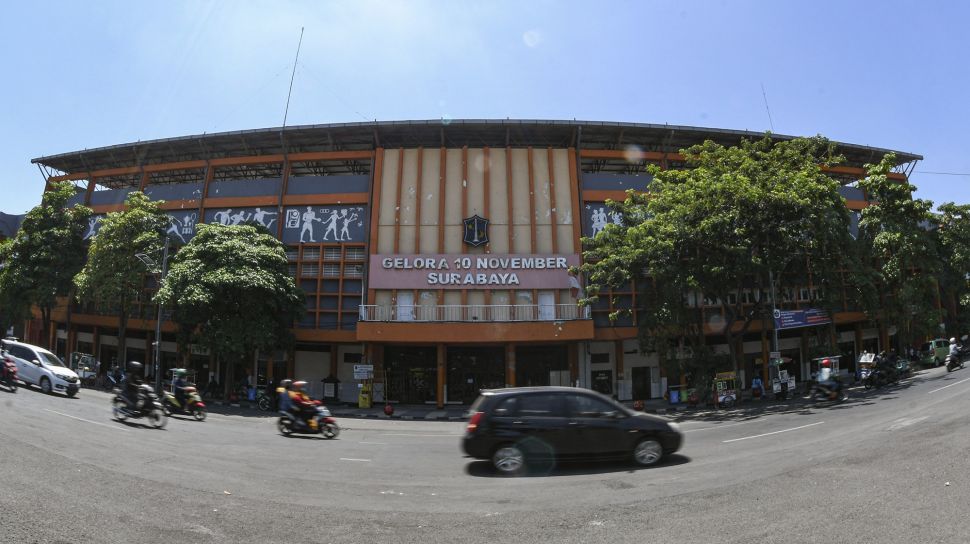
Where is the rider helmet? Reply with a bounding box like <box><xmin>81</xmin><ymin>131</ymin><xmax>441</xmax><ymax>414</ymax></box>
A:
<box><xmin>821</xmin><ymin>358</ymin><xmax>831</xmax><ymax>367</ymax></box>
<box><xmin>127</xmin><ymin>361</ymin><xmax>143</xmax><ymax>375</ymax></box>
<box><xmin>280</xmin><ymin>379</ymin><xmax>293</xmax><ymax>390</ymax></box>
<box><xmin>951</xmin><ymin>337</ymin><xmax>957</xmax><ymax>344</ymax></box>
<box><xmin>291</xmin><ymin>380</ymin><xmax>307</xmax><ymax>391</ymax></box>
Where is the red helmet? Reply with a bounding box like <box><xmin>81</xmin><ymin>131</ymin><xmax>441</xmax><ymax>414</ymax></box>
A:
<box><xmin>821</xmin><ymin>359</ymin><xmax>831</xmax><ymax>367</ymax></box>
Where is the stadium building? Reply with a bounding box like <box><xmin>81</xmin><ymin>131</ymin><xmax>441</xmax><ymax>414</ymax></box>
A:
<box><xmin>29</xmin><ymin>120</ymin><xmax>922</xmax><ymax>406</ymax></box>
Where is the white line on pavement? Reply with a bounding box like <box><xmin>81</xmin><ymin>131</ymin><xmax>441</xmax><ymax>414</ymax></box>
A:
<box><xmin>722</xmin><ymin>421</ymin><xmax>824</xmax><ymax>443</ymax></box>
<box><xmin>682</xmin><ymin>420</ymin><xmax>760</xmax><ymax>433</ymax></box>
<box><xmin>381</xmin><ymin>433</ymin><xmax>460</xmax><ymax>437</ymax></box>
<box><xmin>44</xmin><ymin>409</ymin><xmax>130</xmax><ymax>432</ymax></box>
<box><xmin>339</xmin><ymin>458</ymin><xmax>372</xmax><ymax>462</ymax></box>
<box><xmin>928</xmin><ymin>376</ymin><xmax>970</xmax><ymax>394</ymax></box>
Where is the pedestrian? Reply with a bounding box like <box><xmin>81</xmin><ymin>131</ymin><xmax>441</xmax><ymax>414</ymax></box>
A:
<box><xmin>751</xmin><ymin>375</ymin><xmax>764</xmax><ymax>400</ymax></box>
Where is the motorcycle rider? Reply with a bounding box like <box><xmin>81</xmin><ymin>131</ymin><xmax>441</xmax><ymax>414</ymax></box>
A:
<box><xmin>121</xmin><ymin>361</ymin><xmax>145</xmax><ymax>411</ymax></box>
<box><xmin>816</xmin><ymin>358</ymin><xmax>842</xmax><ymax>400</ymax></box>
<box><xmin>288</xmin><ymin>380</ymin><xmax>319</xmax><ymax>430</ymax></box>
<box><xmin>173</xmin><ymin>369</ymin><xmax>188</xmax><ymax>410</ymax></box>
<box><xmin>277</xmin><ymin>379</ymin><xmax>293</xmax><ymax>414</ymax></box>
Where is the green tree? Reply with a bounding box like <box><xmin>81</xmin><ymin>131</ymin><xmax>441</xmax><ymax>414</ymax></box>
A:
<box><xmin>581</xmin><ymin>135</ymin><xmax>854</xmax><ymax>376</ymax></box>
<box><xmin>856</xmin><ymin>154</ymin><xmax>941</xmax><ymax>351</ymax></box>
<box><xmin>0</xmin><ymin>239</ymin><xmax>33</xmax><ymax>335</ymax></box>
<box><xmin>935</xmin><ymin>203</ymin><xmax>970</xmax><ymax>333</ymax></box>
<box><xmin>0</xmin><ymin>182</ymin><xmax>91</xmax><ymax>348</ymax></box>
<box><xmin>74</xmin><ymin>192</ymin><xmax>168</xmax><ymax>369</ymax></box>
<box><xmin>155</xmin><ymin>223</ymin><xmax>303</xmax><ymax>377</ymax></box>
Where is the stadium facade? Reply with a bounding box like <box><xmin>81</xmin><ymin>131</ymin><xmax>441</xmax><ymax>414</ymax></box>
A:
<box><xmin>29</xmin><ymin>120</ymin><xmax>922</xmax><ymax>405</ymax></box>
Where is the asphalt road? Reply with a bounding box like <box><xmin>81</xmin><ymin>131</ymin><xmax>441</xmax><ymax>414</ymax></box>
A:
<box><xmin>2</xmin><ymin>366</ymin><xmax>969</xmax><ymax>544</ymax></box>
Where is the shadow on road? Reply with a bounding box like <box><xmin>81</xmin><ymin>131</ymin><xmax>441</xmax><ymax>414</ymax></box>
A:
<box><xmin>115</xmin><ymin>418</ymin><xmax>169</xmax><ymax>431</ymax></box>
<box><xmin>465</xmin><ymin>454</ymin><xmax>690</xmax><ymax>478</ymax></box>
<box><xmin>670</xmin><ymin>375</ymin><xmax>930</xmax><ymax>423</ymax></box>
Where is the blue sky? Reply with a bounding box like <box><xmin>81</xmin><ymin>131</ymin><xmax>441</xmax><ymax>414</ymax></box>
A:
<box><xmin>2</xmin><ymin>0</ymin><xmax>967</xmax><ymax>214</ymax></box>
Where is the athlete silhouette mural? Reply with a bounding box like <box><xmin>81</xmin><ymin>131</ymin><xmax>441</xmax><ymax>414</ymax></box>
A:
<box><xmin>282</xmin><ymin>206</ymin><xmax>366</xmax><ymax>244</ymax></box>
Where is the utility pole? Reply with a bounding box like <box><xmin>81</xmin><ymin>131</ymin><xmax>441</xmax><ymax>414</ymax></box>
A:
<box><xmin>153</xmin><ymin>236</ymin><xmax>170</xmax><ymax>394</ymax></box>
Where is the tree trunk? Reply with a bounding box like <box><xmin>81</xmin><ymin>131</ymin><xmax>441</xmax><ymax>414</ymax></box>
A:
<box><xmin>65</xmin><ymin>287</ymin><xmax>75</xmax><ymax>366</ymax></box>
<box><xmin>40</xmin><ymin>305</ymin><xmax>52</xmax><ymax>350</ymax></box>
<box><xmin>117</xmin><ymin>308</ymin><xmax>128</xmax><ymax>370</ymax></box>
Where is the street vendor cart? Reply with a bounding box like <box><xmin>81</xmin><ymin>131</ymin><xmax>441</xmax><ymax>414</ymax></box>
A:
<box><xmin>714</xmin><ymin>371</ymin><xmax>738</xmax><ymax>408</ymax></box>
<box><xmin>857</xmin><ymin>352</ymin><xmax>876</xmax><ymax>382</ymax></box>
<box><xmin>811</xmin><ymin>355</ymin><xmax>842</xmax><ymax>381</ymax></box>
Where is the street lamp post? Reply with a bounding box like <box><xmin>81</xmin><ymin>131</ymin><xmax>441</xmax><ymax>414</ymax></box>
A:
<box><xmin>136</xmin><ymin>235</ymin><xmax>170</xmax><ymax>394</ymax></box>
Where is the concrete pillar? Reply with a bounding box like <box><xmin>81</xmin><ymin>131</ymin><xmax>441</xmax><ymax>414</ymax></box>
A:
<box><xmin>506</xmin><ymin>344</ymin><xmax>516</xmax><ymax>387</ymax></box>
<box><xmin>328</xmin><ymin>344</ymin><xmax>338</xmax><ymax>378</ymax></box>
<box><xmin>436</xmin><ymin>344</ymin><xmax>446</xmax><ymax>409</ymax></box>
<box><xmin>568</xmin><ymin>343</ymin><xmax>578</xmax><ymax>386</ymax></box>
<box><xmin>761</xmin><ymin>328</ymin><xmax>770</xmax><ymax>383</ymax></box>
<box><xmin>615</xmin><ymin>340</ymin><xmax>624</xmax><ymax>398</ymax></box>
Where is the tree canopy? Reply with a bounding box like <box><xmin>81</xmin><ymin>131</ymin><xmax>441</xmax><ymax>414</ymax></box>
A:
<box><xmin>581</xmin><ymin>135</ymin><xmax>854</xmax><ymax>376</ymax></box>
<box><xmin>155</xmin><ymin>223</ymin><xmax>304</xmax><ymax>366</ymax></box>
<box><xmin>935</xmin><ymin>202</ymin><xmax>970</xmax><ymax>333</ymax></box>
<box><xmin>856</xmin><ymin>154</ymin><xmax>941</xmax><ymax>350</ymax></box>
<box><xmin>0</xmin><ymin>182</ymin><xmax>91</xmax><ymax>347</ymax></box>
<box><xmin>74</xmin><ymin>191</ymin><xmax>168</xmax><ymax>367</ymax></box>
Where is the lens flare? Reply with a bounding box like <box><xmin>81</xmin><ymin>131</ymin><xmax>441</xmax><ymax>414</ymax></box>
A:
<box><xmin>622</xmin><ymin>144</ymin><xmax>644</xmax><ymax>163</ymax></box>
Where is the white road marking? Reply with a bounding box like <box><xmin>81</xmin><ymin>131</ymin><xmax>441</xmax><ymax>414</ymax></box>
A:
<box><xmin>928</xmin><ymin>376</ymin><xmax>970</xmax><ymax>394</ymax></box>
<box><xmin>682</xmin><ymin>420</ymin><xmax>760</xmax><ymax>433</ymax></box>
<box><xmin>887</xmin><ymin>416</ymin><xmax>928</xmax><ymax>431</ymax></box>
<box><xmin>339</xmin><ymin>458</ymin><xmax>372</xmax><ymax>462</ymax></box>
<box><xmin>723</xmin><ymin>421</ymin><xmax>824</xmax><ymax>443</ymax></box>
<box><xmin>44</xmin><ymin>409</ymin><xmax>130</xmax><ymax>432</ymax></box>
<box><xmin>381</xmin><ymin>433</ymin><xmax>460</xmax><ymax>437</ymax></box>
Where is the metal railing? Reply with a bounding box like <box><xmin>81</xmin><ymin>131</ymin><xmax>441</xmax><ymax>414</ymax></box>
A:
<box><xmin>359</xmin><ymin>304</ymin><xmax>590</xmax><ymax>323</ymax></box>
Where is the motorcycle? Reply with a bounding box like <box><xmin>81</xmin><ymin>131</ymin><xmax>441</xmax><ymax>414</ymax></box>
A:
<box><xmin>112</xmin><ymin>384</ymin><xmax>168</xmax><ymax>429</ymax></box>
<box><xmin>1</xmin><ymin>354</ymin><xmax>17</xmax><ymax>393</ymax></box>
<box><xmin>810</xmin><ymin>382</ymin><xmax>847</xmax><ymax>403</ymax></box>
<box><xmin>863</xmin><ymin>365</ymin><xmax>899</xmax><ymax>390</ymax></box>
<box><xmin>945</xmin><ymin>351</ymin><xmax>967</xmax><ymax>372</ymax></box>
<box><xmin>161</xmin><ymin>386</ymin><xmax>207</xmax><ymax>421</ymax></box>
<box><xmin>255</xmin><ymin>387</ymin><xmax>272</xmax><ymax>411</ymax></box>
<box><xmin>278</xmin><ymin>403</ymin><xmax>340</xmax><ymax>439</ymax></box>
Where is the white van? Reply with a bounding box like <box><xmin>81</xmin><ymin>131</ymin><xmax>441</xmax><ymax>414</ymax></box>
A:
<box><xmin>1</xmin><ymin>338</ymin><xmax>80</xmax><ymax>397</ymax></box>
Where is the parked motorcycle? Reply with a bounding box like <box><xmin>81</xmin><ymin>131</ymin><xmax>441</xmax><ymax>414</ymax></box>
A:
<box><xmin>1</xmin><ymin>353</ymin><xmax>17</xmax><ymax>393</ymax></box>
<box><xmin>278</xmin><ymin>404</ymin><xmax>339</xmax><ymax>439</ymax></box>
<box><xmin>161</xmin><ymin>386</ymin><xmax>207</xmax><ymax>421</ymax></box>
<box><xmin>255</xmin><ymin>387</ymin><xmax>272</xmax><ymax>411</ymax></box>
<box><xmin>112</xmin><ymin>384</ymin><xmax>168</xmax><ymax>429</ymax></box>
<box><xmin>863</xmin><ymin>366</ymin><xmax>899</xmax><ymax>390</ymax></box>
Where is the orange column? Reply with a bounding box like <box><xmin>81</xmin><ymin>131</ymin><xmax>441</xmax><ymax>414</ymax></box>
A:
<box><xmin>436</xmin><ymin>344</ymin><xmax>446</xmax><ymax>409</ymax></box>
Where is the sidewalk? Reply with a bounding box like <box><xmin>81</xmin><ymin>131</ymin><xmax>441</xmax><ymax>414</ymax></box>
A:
<box><xmin>201</xmin><ymin>398</ymin><xmax>469</xmax><ymax>421</ymax></box>
<box><xmin>199</xmin><ymin>375</ymin><xmax>900</xmax><ymax>422</ymax></box>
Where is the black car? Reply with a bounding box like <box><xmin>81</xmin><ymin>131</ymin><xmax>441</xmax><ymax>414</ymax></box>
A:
<box><xmin>462</xmin><ymin>386</ymin><xmax>682</xmax><ymax>474</ymax></box>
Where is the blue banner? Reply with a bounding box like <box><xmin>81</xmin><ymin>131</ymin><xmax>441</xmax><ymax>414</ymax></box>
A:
<box><xmin>773</xmin><ymin>308</ymin><xmax>831</xmax><ymax>330</ymax></box>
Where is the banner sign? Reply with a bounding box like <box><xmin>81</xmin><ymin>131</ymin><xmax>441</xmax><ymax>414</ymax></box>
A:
<box><xmin>773</xmin><ymin>308</ymin><xmax>831</xmax><ymax>330</ymax></box>
<box><xmin>369</xmin><ymin>253</ymin><xmax>580</xmax><ymax>290</ymax></box>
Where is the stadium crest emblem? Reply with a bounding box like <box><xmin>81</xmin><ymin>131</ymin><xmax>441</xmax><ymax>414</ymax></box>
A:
<box><xmin>462</xmin><ymin>215</ymin><xmax>489</xmax><ymax>247</ymax></box>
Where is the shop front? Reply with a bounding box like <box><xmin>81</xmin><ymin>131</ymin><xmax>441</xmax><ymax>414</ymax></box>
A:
<box><xmin>515</xmin><ymin>344</ymin><xmax>570</xmax><ymax>387</ymax></box>
<box><xmin>446</xmin><ymin>346</ymin><xmax>505</xmax><ymax>404</ymax></box>
<box><xmin>384</xmin><ymin>346</ymin><xmax>438</xmax><ymax>404</ymax></box>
